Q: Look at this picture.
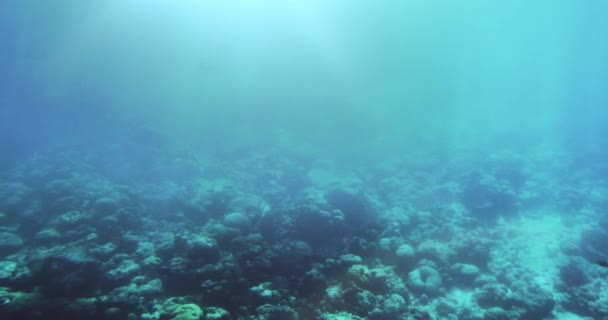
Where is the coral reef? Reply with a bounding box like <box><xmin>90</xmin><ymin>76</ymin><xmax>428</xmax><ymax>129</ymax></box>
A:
<box><xmin>0</xmin><ymin>144</ymin><xmax>605</xmax><ymax>320</ymax></box>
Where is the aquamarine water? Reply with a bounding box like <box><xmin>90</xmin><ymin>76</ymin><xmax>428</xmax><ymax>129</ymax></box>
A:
<box><xmin>1</xmin><ymin>1</ymin><xmax>607</xmax><ymax>319</ymax></box>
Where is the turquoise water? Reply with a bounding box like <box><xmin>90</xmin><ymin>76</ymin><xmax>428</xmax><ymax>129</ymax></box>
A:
<box><xmin>4</xmin><ymin>1</ymin><xmax>607</xmax><ymax>158</ymax></box>
<box><xmin>1</xmin><ymin>1</ymin><xmax>608</xmax><ymax>319</ymax></box>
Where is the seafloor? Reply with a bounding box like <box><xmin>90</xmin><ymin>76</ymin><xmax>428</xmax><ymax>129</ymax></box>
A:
<box><xmin>0</xmin><ymin>140</ymin><xmax>607</xmax><ymax>320</ymax></box>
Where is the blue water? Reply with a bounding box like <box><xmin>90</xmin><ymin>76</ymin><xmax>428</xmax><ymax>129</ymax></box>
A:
<box><xmin>1</xmin><ymin>1</ymin><xmax>608</xmax><ymax>319</ymax></box>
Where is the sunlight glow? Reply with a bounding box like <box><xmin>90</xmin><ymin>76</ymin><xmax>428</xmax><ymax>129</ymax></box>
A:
<box><xmin>103</xmin><ymin>0</ymin><xmax>349</xmax><ymax>73</ymax></box>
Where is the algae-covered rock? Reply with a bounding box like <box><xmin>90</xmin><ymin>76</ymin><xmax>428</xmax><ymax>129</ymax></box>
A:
<box><xmin>31</xmin><ymin>249</ymin><xmax>102</xmax><ymax>298</ymax></box>
<box><xmin>93</xmin><ymin>197</ymin><xmax>120</xmax><ymax>215</ymax></box>
<box><xmin>204</xmin><ymin>307</ymin><xmax>230</xmax><ymax>320</ymax></box>
<box><xmin>0</xmin><ymin>287</ymin><xmax>40</xmax><ymax>312</ymax></box>
<box><xmin>347</xmin><ymin>264</ymin><xmax>371</xmax><ymax>286</ymax></box>
<box><xmin>408</xmin><ymin>264</ymin><xmax>443</xmax><ymax>295</ymax></box>
<box><xmin>396</xmin><ymin>243</ymin><xmax>415</xmax><ymax>257</ymax></box>
<box><xmin>325</xmin><ymin>285</ymin><xmax>343</xmax><ymax>305</ymax></box>
<box><xmin>253</xmin><ymin>304</ymin><xmax>299</xmax><ymax>320</ymax></box>
<box><xmin>319</xmin><ymin>312</ymin><xmax>364</xmax><ymax>320</ymax></box>
<box><xmin>383</xmin><ymin>293</ymin><xmax>407</xmax><ymax>314</ymax></box>
<box><xmin>0</xmin><ymin>261</ymin><xmax>17</xmax><ymax>280</ymax></box>
<box><xmin>223</xmin><ymin>212</ymin><xmax>250</xmax><ymax>230</ymax></box>
<box><xmin>452</xmin><ymin>263</ymin><xmax>480</xmax><ymax>286</ymax></box>
<box><xmin>170</xmin><ymin>303</ymin><xmax>203</xmax><ymax>320</ymax></box>
<box><xmin>0</xmin><ymin>232</ymin><xmax>23</xmax><ymax>255</ymax></box>
<box><xmin>339</xmin><ymin>254</ymin><xmax>362</xmax><ymax>265</ymax></box>
<box><xmin>34</xmin><ymin>228</ymin><xmax>62</xmax><ymax>243</ymax></box>
<box><xmin>105</xmin><ymin>257</ymin><xmax>141</xmax><ymax>283</ymax></box>
<box><xmin>65</xmin><ymin>297</ymin><xmax>98</xmax><ymax>313</ymax></box>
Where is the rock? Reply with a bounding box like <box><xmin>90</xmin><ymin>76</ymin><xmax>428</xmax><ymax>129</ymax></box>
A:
<box><xmin>396</xmin><ymin>244</ymin><xmax>415</xmax><ymax>257</ymax></box>
<box><xmin>484</xmin><ymin>307</ymin><xmax>510</xmax><ymax>320</ymax></box>
<box><xmin>250</xmin><ymin>282</ymin><xmax>279</xmax><ymax>303</ymax></box>
<box><xmin>452</xmin><ymin>263</ymin><xmax>480</xmax><ymax>286</ymax></box>
<box><xmin>459</xmin><ymin>264</ymin><xmax>480</xmax><ymax>275</ymax></box>
<box><xmin>66</xmin><ymin>297</ymin><xmax>98</xmax><ymax>313</ymax></box>
<box><xmin>106</xmin><ymin>258</ymin><xmax>141</xmax><ymax>283</ymax></box>
<box><xmin>326</xmin><ymin>188</ymin><xmax>374</xmax><ymax>230</ymax></box>
<box><xmin>254</xmin><ymin>304</ymin><xmax>299</xmax><ymax>320</ymax></box>
<box><xmin>559</xmin><ymin>261</ymin><xmax>589</xmax><ymax>287</ymax></box>
<box><xmin>417</xmin><ymin>240</ymin><xmax>453</xmax><ymax>262</ymax></box>
<box><xmin>408</xmin><ymin>265</ymin><xmax>443</xmax><ymax>295</ymax></box>
<box><xmin>0</xmin><ymin>261</ymin><xmax>17</xmax><ymax>280</ymax></box>
<box><xmin>462</xmin><ymin>173</ymin><xmax>517</xmax><ymax>222</ymax></box>
<box><xmin>136</xmin><ymin>279</ymin><xmax>163</xmax><ymax>296</ymax></box>
<box><xmin>207</xmin><ymin>224</ymin><xmax>240</xmax><ymax>245</ymax></box>
<box><xmin>90</xmin><ymin>242</ymin><xmax>118</xmax><ymax>260</ymax></box>
<box><xmin>0</xmin><ymin>232</ymin><xmax>23</xmax><ymax>255</ymax></box>
<box><xmin>319</xmin><ymin>312</ymin><xmax>364</xmax><ymax>320</ymax></box>
<box><xmin>204</xmin><ymin>307</ymin><xmax>230</xmax><ymax>320</ymax></box>
<box><xmin>0</xmin><ymin>183</ymin><xmax>30</xmax><ymax>211</ymax></box>
<box><xmin>170</xmin><ymin>303</ymin><xmax>203</xmax><ymax>320</ymax></box>
<box><xmin>186</xmin><ymin>236</ymin><xmax>220</xmax><ymax>262</ymax></box>
<box><xmin>339</xmin><ymin>254</ymin><xmax>363</xmax><ymax>265</ymax></box>
<box><xmin>383</xmin><ymin>293</ymin><xmax>406</xmax><ymax>314</ymax></box>
<box><xmin>223</xmin><ymin>212</ymin><xmax>250</xmax><ymax>230</ymax></box>
<box><xmin>32</xmin><ymin>250</ymin><xmax>102</xmax><ymax>297</ymax></box>
<box><xmin>325</xmin><ymin>285</ymin><xmax>343</xmax><ymax>305</ymax></box>
<box><xmin>0</xmin><ymin>287</ymin><xmax>40</xmax><ymax>312</ymax></box>
<box><xmin>34</xmin><ymin>228</ymin><xmax>62</xmax><ymax>243</ymax></box>
<box><xmin>55</xmin><ymin>210</ymin><xmax>92</xmax><ymax>230</ymax></box>
<box><xmin>93</xmin><ymin>197</ymin><xmax>120</xmax><ymax>215</ymax></box>
<box><xmin>347</xmin><ymin>264</ymin><xmax>372</xmax><ymax>287</ymax></box>
<box><xmin>475</xmin><ymin>282</ymin><xmax>510</xmax><ymax>308</ymax></box>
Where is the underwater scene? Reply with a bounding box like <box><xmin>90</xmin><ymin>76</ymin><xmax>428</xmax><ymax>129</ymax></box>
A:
<box><xmin>1</xmin><ymin>1</ymin><xmax>608</xmax><ymax>319</ymax></box>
